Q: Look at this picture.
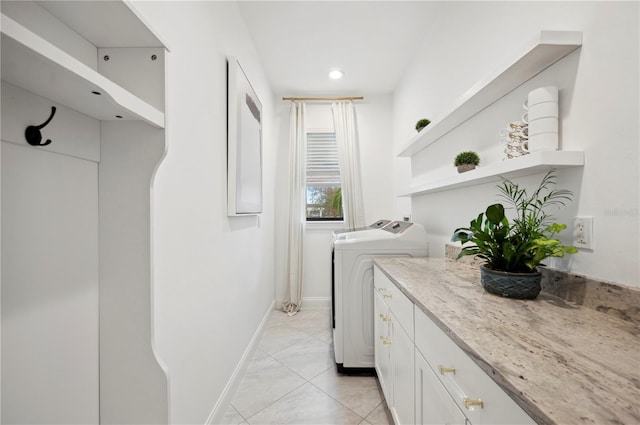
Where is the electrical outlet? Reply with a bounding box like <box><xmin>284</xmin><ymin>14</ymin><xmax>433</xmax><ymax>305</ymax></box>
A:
<box><xmin>573</xmin><ymin>216</ymin><xmax>594</xmax><ymax>250</ymax></box>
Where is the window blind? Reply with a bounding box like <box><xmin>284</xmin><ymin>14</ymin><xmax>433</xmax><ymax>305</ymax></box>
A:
<box><xmin>306</xmin><ymin>132</ymin><xmax>340</xmax><ymax>186</ymax></box>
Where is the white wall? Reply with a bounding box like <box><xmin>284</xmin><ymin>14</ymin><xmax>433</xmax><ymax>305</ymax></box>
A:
<box><xmin>131</xmin><ymin>2</ymin><xmax>276</xmax><ymax>423</ymax></box>
<box><xmin>274</xmin><ymin>96</ymin><xmax>397</xmax><ymax>305</ymax></box>
<box><xmin>393</xmin><ymin>1</ymin><xmax>639</xmax><ymax>287</ymax></box>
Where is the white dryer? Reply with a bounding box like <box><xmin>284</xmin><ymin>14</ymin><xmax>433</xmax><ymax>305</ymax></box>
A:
<box><xmin>332</xmin><ymin>221</ymin><xmax>428</xmax><ymax>373</ymax></box>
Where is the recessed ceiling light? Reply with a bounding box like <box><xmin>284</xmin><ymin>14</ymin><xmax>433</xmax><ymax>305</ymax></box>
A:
<box><xmin>329</xmin><ymin>70</ymin><xmax>344</xmax><ymax>80</ymax></box>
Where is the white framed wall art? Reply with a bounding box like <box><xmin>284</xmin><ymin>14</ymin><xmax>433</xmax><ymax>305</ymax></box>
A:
<box><xmin>227</xmin><ymin>57</ymin><xmax>262</xmax><ymax>215</ymax></box>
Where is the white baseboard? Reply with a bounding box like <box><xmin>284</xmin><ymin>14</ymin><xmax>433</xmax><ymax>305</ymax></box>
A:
<box><xmin>301</xmin><ymin>297</ymin><xmax>331</xmax><ymax>309</ymax></box>
<box><xmin>205</xmin><ymin>299</ymin><xmax>275</xmax><ymax>425</ymax></box>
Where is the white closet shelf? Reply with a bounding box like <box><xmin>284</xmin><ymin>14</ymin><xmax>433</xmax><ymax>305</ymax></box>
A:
<box><xmin>1</xmin><ymin>14</ymin><xmax>165</xmax><ymax>128</ymax></box>
<box><xmin>38</xmin><ymin>0</ymin><xmax>169</xmax><ymax>49</ymax></box>
<box><xmin>401</xmin><ymin>150</ymin><xmax>584</xmax><ymax>196</ymax></box>
<box><xmin>397</xmin><ymin>30</ymin><xmax>582</xmax><ymax>157</ymax></box>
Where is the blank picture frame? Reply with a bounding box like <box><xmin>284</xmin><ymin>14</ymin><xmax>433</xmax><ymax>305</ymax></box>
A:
<box><xmin>227</xmin><ymin>57</ymin><xmax>263</xmax><ymax>216</ymax></box>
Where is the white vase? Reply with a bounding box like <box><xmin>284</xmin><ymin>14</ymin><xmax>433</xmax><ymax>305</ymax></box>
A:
<box><xmin>528</xmin><ymin>133</ymin><xmax>558</xmax><ymax>151</ymax></box>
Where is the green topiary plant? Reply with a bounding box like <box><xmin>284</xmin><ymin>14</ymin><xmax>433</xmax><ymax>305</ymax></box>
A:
<box><xmin>415</xmin><ymin>118</ymin><xmax>431</xmax><ymax>132</ymax></box>
<box><xmin>454</xmin><ymin>151</ymin><xmax>480</xmax><ymax>166</ymax></box>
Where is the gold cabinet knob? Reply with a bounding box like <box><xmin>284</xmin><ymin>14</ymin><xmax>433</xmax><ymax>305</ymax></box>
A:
<box><xmin>382</xmin><ymin>337</ymin><xmax>392</xmax><ymax>345</ymax></box>
<box><xmin>383</xmin><ymin>294</ymin><xmax>392</xmax><ymax>299</ymax></box>
<box><xmin>463</xmin><ymin>398</ymin><xmax>483</xmax><ymax>409</ymax></box>
<box><xmin>438</xmin><ymin>365</ymin><xmax>456</xmax><ymax>375</ymax></box>
<box><xmin>377</xmin><ymin>287</ymin><xmax>387</xmax><ymax>292</ymax></box>
<box><xmin>379</xmin><ymin>313</ymin><xmax>391</xmax><ymax>322</ymax></box>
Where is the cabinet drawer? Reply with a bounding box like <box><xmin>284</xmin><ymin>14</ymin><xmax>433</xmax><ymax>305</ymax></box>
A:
<box><xmin>415</xmin><ymin>309</ymin><xmax>534</xmax><ymax>425</ymax></box>
<box><xmin>374</xmin><ymin>266</ymin><xmax>414</xmax><ymax>338</ymax></box>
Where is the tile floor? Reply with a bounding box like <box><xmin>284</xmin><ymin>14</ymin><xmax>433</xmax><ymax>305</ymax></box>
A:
<box><xmin>222</xmin><ymin>307</ymin><xmax>393</xmax><ymax>425</ymax></box>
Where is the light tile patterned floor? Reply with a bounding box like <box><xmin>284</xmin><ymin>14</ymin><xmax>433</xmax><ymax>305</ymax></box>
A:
<box><xmin>222</xmin><ymin>307</ymin><xmax>392</xmax><ymax>425</ymax></box>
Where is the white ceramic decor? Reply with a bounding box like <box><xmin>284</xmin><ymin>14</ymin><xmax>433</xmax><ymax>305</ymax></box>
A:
<box><xmin>500</xmin><ymin>120</ymin><xmax>529</xmax><ymax>159</ymax></box>
<box><xmin>522</xmin><ymin>101</ymin><xmax>559</xmax><ymax>122</ymax></box>
<box><xmin>528</xmin><ymin>117</ymin><xmax>559</xmax><ymax>135</ymax></box>
<box><xmin>528</xmin><ymin>133</ymin><xmax>559</xmax><ymax>151</ymax></box>
<box><xmin>525</xmin><ymin>86</ymin><xmax>558</xmax><ymax>108</ymax></box>
<box><xmin>524</xmin><ymin>86</ymin><xmax>559</xmax><ymax>151</ymax></box>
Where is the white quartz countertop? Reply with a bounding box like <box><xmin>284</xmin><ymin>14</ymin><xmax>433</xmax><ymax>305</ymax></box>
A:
<box><xmin>373</xmin><ymin>257</ymin><xmax>640</xmax><ymax>425</ymax></box>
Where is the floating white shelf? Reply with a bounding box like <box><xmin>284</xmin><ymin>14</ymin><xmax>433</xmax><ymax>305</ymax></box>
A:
<box><xmin>37</xmin><ymin>0</ymin><xmax>169</xmax><ymax>49</ymax></box>
<box><xmin>402</xmin><ymin>150</ymin><xmax>585</xmax><ymax>197</ymax></box>
<box><xmin>1</xmin><ymin>14</ymin><xmax>165</xmax><ymax>128</ymax></box>
<box><xmin>397</xmin><ymin>30</ymin><xmax>582</xmax><ymax>157</ymax></box>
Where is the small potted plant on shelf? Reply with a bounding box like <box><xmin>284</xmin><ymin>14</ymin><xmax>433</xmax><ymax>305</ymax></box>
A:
<box><xmin>415</xmin><ymin>118</ymin><xmax>431</xmax><ymax>132</ymax></box>
<box><xmin>454</xmin><ymin>151</ymin><xmax>480</xmax><ymax>173</ymax></box>
<box><xmin>451</xmin><ymin>171</ymin><xmax>578</xmax><ymax>299</ymax></box>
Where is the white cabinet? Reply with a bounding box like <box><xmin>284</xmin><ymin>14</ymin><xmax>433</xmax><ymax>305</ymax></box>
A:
<box><xmin>374</xmin><ymin>265</ymin><xmax>535</xmax><ymax>425</ymax></box>
<box><xmin>374</xmin><ymin>290</ymin><xmax>392</xmax><ymax>402</ymax></box>
<box><xmin>414</xmin><ymin>308</ymin><xmax>535</xmax><ymax>425</ymax></box>
<box><xmin>374</xmin><ymin>266</ymin><xmax>415</xmax><ymax>425</ymax></box>
<box><xmin>1</xmin><ymin>1</ymin><xmax>169</xmax><ymax>423</ymax></box>
<box><xmin>415</xmin><ymin>349</ymin><xmax>468</xmax><ymax>425</ymax></box>
<box><xmin>390</xmin><ymin>317</ymin><xmax>415</xmax><ymax>425</ymax></box>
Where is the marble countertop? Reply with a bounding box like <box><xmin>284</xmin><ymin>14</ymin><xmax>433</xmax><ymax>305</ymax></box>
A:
<box><xmin>373</xmin><ymin>257</ymin><xmax>640</xmax><ymax>425</ymax></box>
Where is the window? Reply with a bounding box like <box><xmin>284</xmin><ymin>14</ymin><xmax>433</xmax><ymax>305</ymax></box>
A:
<box><xmin>306</xmin><ymin>132</ymin><xmax>343</xmax><ymax>221</ymax></box>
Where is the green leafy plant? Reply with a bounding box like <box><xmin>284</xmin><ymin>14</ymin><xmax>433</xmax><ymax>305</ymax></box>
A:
<box><xmin>454</xmin><ymin>151</ymin><xmax>480</xmax><ymax>166</ymax></box>
<box><xmin>452</xmin><ymin>171</ymin><xmax>577</xmax><ymax>273</ymax></box>
<box><xmin>331</xmin><ymin>187</ymin><xmax>343</xmax><ymax>215</ymax></box>
<box><xmin>415</xmin><ymin>118</ymin><xmax>431</xmax><ymax>131</ymax></box>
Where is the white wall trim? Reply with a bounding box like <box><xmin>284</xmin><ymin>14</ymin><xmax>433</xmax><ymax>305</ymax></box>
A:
<box><xmin>302</xmin><ymin>297</ymin><xmax>331</xmax><ymax>309</ymax></box>
<box><xmin>205</xmin><ymin>299</ymin><xmax>275</xmax><ymax>425</ymax></box>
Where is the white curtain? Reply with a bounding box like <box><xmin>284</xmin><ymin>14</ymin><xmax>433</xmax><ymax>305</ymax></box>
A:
<box><xmin>281</xmin><ymin>102</ymin><xmax>307</xmax><ymax>315</ymax></box>
<box><xmin>332</xmin><ymin>101</ymin><xmax>366</xmax><ymax>230</ymax></box>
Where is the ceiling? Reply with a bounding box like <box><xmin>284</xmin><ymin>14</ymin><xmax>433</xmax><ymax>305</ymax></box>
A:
<box><xmin>236</xmin><ymin>1</ymin><xmax>436</xmax><ymax>97</ymax></box>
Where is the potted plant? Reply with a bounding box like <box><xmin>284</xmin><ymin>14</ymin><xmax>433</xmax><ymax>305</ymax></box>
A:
<box><xmin>415</xmin><ymin>118</ymin><xmax>431</xmax><ymax>132</ymax></box>
<box><xmin>454</xmin><ymin>151</ymin><xmax>480</xmax><ymax>173</ymax></box>
<box><xmin>451</xmin><ymin>171</ymin><xmax>578</xmax><ymax>299</ymax></box>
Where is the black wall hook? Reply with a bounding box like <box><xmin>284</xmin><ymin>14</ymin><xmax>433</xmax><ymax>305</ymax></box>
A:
<box><xmin>25</xmin><ymin>106</ymin><xmax>57</xmax><ymax>146</ymax></box>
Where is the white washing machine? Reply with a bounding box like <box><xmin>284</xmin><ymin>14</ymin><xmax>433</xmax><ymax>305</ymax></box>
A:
<box><xmin>332</xmin><ymin>221</ymin><xmax>428</xmax><ymax>373</ymax></box>
<box><xmin>331</xmin><ymin>219</ymin><xmax>391</xmax><ymax>339</ymax></box>
<box><xmin>332</xmin><ymin>219</ymin><xmax>391</xmax><ymax>239</ymax></box>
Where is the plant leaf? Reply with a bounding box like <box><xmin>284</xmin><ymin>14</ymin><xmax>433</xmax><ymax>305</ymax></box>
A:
<box><xmin>486</xmin><ymin>204</ymin><xmax>505</xmax><ymax>223</ymax></box>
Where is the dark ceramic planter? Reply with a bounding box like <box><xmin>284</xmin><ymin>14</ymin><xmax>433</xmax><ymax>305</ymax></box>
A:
<box><xmin>480</xmin><ymin>265</ymin><xmax>542</xmax><ymax>299</ymax></box>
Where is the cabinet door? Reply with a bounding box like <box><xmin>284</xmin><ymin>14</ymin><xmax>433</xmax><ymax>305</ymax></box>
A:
<box><xmin>390</xmin><ymin>316</ymin><xmax>414</xmax><ymax>425</ymax></box>
<box><xmin>415</xmin><ymin>349</ymin><xmax>467</xmax><ymax>425</ymax></box>
<box><xmin>374</xmin><ymin>290</ymin><xmax>391</xmax><ymax>401</ymax></box>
